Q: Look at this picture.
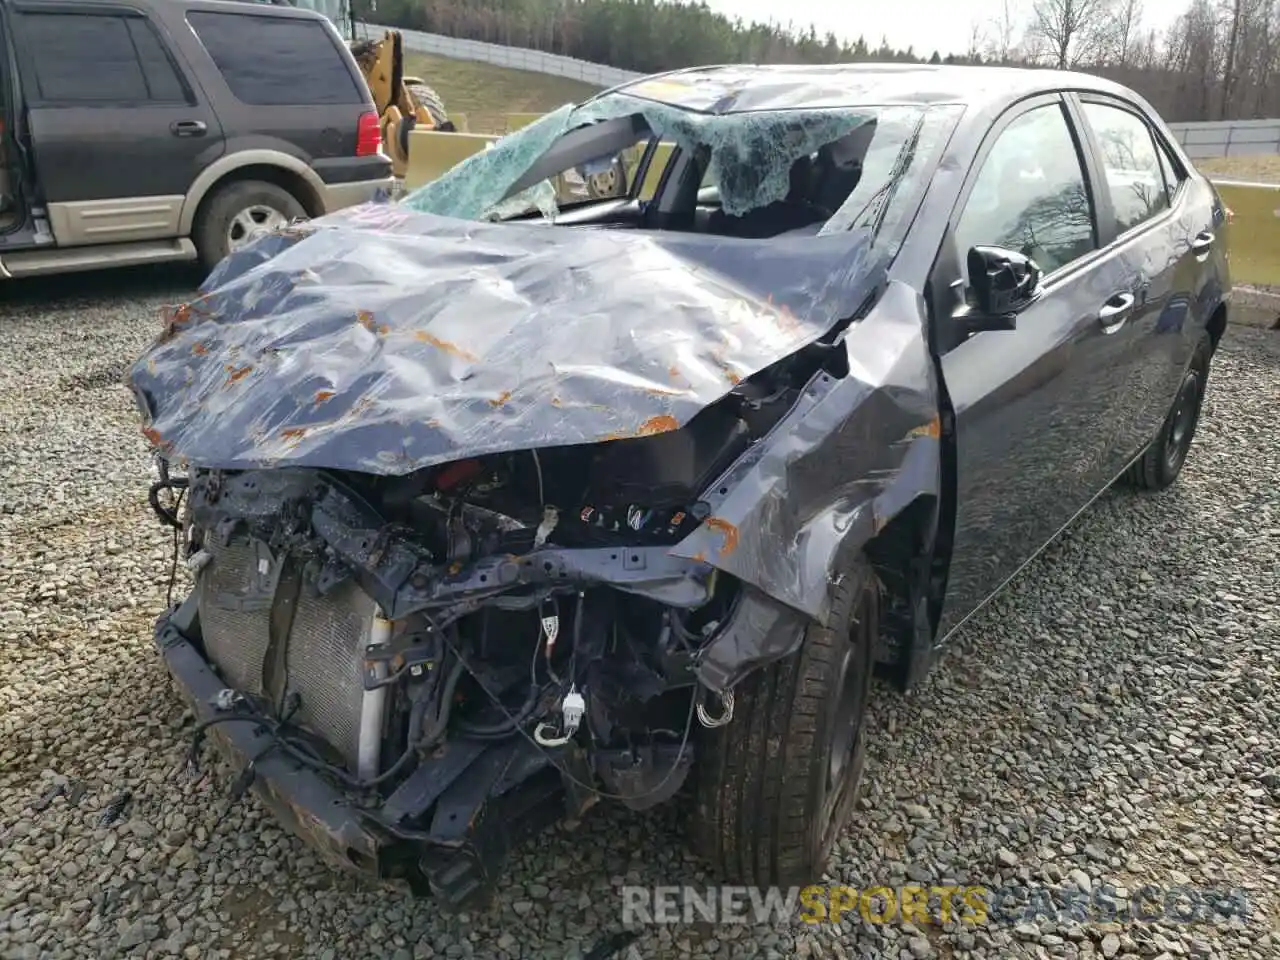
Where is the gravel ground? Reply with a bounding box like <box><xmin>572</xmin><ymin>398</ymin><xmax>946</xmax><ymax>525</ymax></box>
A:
<box><xmin>1</xmin><ymin>269</ymin><xmax>1278</xmax><ymax>960</ymax></box>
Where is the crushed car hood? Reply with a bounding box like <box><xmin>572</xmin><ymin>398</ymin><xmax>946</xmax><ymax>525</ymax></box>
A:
<box><xmin>129</xmin><ymin>205</ymin><xmax>885</xmax><ymax>475</ymax></box>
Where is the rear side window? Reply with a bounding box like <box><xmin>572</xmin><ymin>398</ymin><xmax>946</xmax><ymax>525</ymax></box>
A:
<box><xmin>17</xmin><ymin>12</ymin><xmax>189</xmax><ymax>105</ymax></box>
<box><xmin>187</xmin><ymin>11</ymin><xmax>364</xmax><ymax>106</ymax></box>
<box><xmin>1082</xmin><ymin>101</ymin><xmax>1170</xmax><ymax>234</ymax></box>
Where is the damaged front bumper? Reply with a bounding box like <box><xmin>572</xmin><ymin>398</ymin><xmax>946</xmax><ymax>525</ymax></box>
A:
<box><xmin>154</xmin><ymin>595</ymin><xmax>574</xmax><ymax>905</ymax></box>
<box><xmin>153</xmin><ymin>563</ymin><xmax>780</xmax><ymax>905</ymax></box>
<box><xmin>156</xmin><ymin>597</ymin><xmax>384</xmax><ymax>873</ymax></box>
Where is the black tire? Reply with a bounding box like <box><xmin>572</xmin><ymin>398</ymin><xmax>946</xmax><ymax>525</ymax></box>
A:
<box><xmin>1122</xmin><ymin>332</ymin><xmax>1211</xmax><ymax>491</ymax></box>
<box><xmin>193</xmin><ymin>180</ymin><xmax>307</xmax><ymax>274</ymax></box>
<box><xmin>405</xmin><ymin>82</ymin><xmax>448</xmax><ymax>128</ymax></box>
<box><xmin>690</xmin><ymin>555</ymin><xmax>879</xmax><ymax>887</ymax></box>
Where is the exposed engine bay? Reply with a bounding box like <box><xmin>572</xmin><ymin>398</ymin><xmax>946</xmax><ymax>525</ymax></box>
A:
<box><xmin>151</xmin><ymin>342</ymin><xmax>837</xmax><ymax>905</ymax></box>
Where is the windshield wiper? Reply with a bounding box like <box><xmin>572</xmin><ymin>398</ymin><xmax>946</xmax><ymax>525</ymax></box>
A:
<box><xmin>849</xmin><ymin>112</ymin><xmax>926</xmax><ymax>238</ymax></box>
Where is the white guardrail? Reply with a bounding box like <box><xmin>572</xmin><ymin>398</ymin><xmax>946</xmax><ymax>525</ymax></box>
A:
<box><xmin>1165</xmin><ymin>120</ymin><xmax>1280</xmax><ymax>159</ymax></box>
<box><xmin>367</xmin><ymin>23</ymin><xmax>1280</xmax><ymax>158</ymax></box>
<box><xmin>364</xmin><ymin>22</ymin><xmax>643</xmax><ymax>88</ymax></box>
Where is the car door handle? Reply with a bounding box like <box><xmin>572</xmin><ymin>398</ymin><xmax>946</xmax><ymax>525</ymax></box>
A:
<box><xmin>170</xmin><ymin>120</ymin><xmax>207</xmax><ymax>138</ymax></box>
<box><xmin>1098</xmin><ymin>292</ymin><xmax>1135</xmax><ymax>333</ymax></box>
<box><xmin>1190</xmin><ymin>231</ymin><xmax>1214</xmax><ymax>257</ymax></box>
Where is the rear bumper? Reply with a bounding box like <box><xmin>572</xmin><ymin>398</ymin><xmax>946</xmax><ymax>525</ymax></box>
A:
<box><xmin>320</xmin><ymin>176</ymin><xmax>397</xmax><ymax>213</ymax></box>
<box><xmin>153</xmin><ymin>606</ymin><xmax>385</xmax><ymax>876</ymax></box>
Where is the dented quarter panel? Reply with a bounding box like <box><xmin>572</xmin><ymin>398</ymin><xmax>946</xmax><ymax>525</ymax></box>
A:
<box><xmin>670</xmin><ymin>281</ymin><xmax>941</xmax><ymax>625</ymax></box>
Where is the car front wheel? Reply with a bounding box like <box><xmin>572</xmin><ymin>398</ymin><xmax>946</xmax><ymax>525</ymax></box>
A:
<box><xmin>689</xmin><ymin>554</ymin><xmax>879</xmax><ymax>887</ymax></box>
<box><xmin>1122</xmin><ymin>331</ymin><xmax>1212</xmax><ymax>491</ymax></box>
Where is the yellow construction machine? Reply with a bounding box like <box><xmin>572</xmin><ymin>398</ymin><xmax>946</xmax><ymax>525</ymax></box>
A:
<box><xmin>349</xmin><ymin>30</ymin><xmax>453</xmax><ymax>178</ymax></box>
<box><xmin>249</xmin><ymin>0</ymin><xmax>452</xmax><ymax>178</ymax></box>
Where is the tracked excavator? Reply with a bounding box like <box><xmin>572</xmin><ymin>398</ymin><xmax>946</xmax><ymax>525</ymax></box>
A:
<box><xmin>246</xmin><ymin>0</ymin><xmax>453</xmax><ymax>178</ymax></box>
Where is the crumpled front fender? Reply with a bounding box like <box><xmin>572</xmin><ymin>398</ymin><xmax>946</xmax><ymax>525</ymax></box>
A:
<box><xmin>671</xmin><ymin>281</ymin><xmax>941</xmax><ymax>628</ymax></box>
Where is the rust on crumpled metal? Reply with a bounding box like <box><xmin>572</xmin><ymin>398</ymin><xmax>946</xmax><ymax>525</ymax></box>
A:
<box><xmin>904</xmin><ymin>416</ymin><xmax>942</xmax><ymax>440</ymax></box>
<box><xmin>357</xmin><ymin>310</ymin><xmax>392</xmax><ymax>335</ymax></box>
<box><xmin>224</xmin><ymin>364</ymin><xmax>253</xmax><ymax>387</ymax></box>
<box><xmin>158</xmin><ymin>296</ymin><xmax>214</xmax><ymax>344</ymax></box>
<box><xmin>127</xmin><ymin>204</ymin><xmax>885</xmax><ymax>480</ymax></box>
<box><xmin>601</xmin><ymin>414</ymin><xmax>680</xmax><ymax>442</ymax></box>
<box><xmin>414</xmin><ymin>330</ymin><xmax>480</xmax><ymax>363</ymax></box>
<box><xmin>702</xmin><ymin>517</ymin><xmax>740</xmax><ymax>558</ymax></box>
<box><xmin>141</xmin><ymin>425</ymin><xmax>174</xmax><ymax>454</ymax></box>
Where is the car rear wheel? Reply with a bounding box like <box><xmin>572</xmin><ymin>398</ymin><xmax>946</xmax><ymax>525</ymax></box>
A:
<box><xmin>689</xmin><ymin>554</ymin><xmax>878</xmax><ymax>887</ymax></box>
<box><xmin>194</xmin><ymin>180</ymin><xmax>308</xmax><ymax>273</ymax></box>
<box><xmin>1122</xmin><ymin>332</ymin><xmax>1211</xmax><ymax>492</ymax></box>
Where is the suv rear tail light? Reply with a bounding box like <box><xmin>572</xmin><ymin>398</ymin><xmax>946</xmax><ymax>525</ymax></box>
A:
<box><xmin>356</xmin><ymin>110</ymin><xmax>381</xmax><ymax>157</ymax></box>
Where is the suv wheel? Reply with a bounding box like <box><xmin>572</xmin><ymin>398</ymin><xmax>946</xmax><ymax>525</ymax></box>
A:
<box><xmin>194</xmin><ymin>180</ymin><xmax>308</xmax><ymax>272</ymax></box>
<box><xmin>689</xmin><ymin>554</ymin><xmax>879</xmax><ymax>887</ymax></box>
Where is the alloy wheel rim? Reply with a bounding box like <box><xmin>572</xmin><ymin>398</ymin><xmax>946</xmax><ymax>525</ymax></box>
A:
<box><xmin>228</xmin><ymin>205</ymin><xmax>289</xmax><ymax>252</ymax></box>
<box><xmin>586</xmin><ymin>166</ymin><xmax>621</xmax><ymax>198</ymax></box>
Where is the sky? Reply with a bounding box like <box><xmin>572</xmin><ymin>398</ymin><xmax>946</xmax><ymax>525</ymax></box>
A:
<box><xmin>698</xmin><ymin>0</ymin><xmax>1185</xmax><ymax>58</ymax></box>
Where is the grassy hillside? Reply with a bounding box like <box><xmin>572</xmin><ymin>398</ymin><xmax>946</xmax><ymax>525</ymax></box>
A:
<box><xmin>1198</xmin><ymin>156</ymin><xmax>1280</xmax><ymax>184</ymax></box>
<box><xmin>404</xmin><ymin>52</ymin><xmax>603</xmax><ymax>134</ymax></box>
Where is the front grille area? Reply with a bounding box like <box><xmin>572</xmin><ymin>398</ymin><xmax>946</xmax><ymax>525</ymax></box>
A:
<box><xmin>195</xmin><ymin>536</ymin><xmax>376</xmax><ymax>770</ymax></box>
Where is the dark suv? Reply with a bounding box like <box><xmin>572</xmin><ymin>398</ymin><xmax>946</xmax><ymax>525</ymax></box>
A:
<box><xmin>0</xmin><ymin>0</ymin><xmax>392</xmax><ymax>278</ymax></box>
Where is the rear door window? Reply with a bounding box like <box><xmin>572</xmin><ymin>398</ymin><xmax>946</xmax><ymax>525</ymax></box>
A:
<box><xmin>187</xmin><ymin>11</ymin><xmax>364</xmax><ymax>106</ymax></box>
<box><xmin>18</xmin><ymin>11</ymin><xmax>189</xmax><ymax>105</ymax></box>
<box><xmin>1081</xmin><ymin>101</ymin><xmax>1171</xmax><ymax>234</ymax></box>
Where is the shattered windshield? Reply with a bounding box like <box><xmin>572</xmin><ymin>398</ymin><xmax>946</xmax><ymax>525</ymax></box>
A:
<box><xmin>402</xmin><ymin>92</ymin><xmax>961</xmax><ymax>243</ymax></box>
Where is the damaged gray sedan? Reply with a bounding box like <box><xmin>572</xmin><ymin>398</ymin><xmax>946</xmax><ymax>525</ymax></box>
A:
<box><xmin>130</xmin><ymin>63</ymin><xmax>1231</xmax><ymax>907</ymax></box>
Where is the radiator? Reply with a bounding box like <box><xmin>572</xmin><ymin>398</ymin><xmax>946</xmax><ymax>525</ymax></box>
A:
<box><xmin>196</xmin><ymin>537</ymin><xmax>378</xmax><ymax>770</ymax></box>
<box><xmin>285</xmin><ymin>578</ymin><xmax>379</xmax><ymax>768</ymax></box>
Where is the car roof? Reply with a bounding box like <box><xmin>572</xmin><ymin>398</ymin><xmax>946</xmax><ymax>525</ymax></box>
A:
<box><xmin>611</xmin><ymin>62</ymin><xmax>1142</xmax><ymax>115</ymax></box>
<box><xmin>54</xmin><ymin>0</ymin><xmax>335</xmax><ymax>20</ymax></box>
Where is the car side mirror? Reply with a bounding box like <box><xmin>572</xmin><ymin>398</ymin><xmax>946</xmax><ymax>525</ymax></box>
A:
<box><xmin>961</xmin><ymin>245</ymin><xmax>1042</xmax><ymax>334</ymax></box>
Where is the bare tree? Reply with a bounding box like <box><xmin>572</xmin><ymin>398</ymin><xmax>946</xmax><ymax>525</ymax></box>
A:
<box><xmin>1248</xmin><ymin>0</ymin><xmax>1279</xmax><ymax>115</ymax></box>
<box><xmin>1111</xmin><ymin>0</ymin><xmax>1143</xmax><ymax>64</ymax></box>
<box><xmin>985</xmin><ymin>0</ymin><xmax>1022</xmax><ymax>62</ymax></box>
<box><xmin>1220</xmin><ymin>0</ymin><xmax>1245</xmax><ymax>116</ymax></box>
<box><xmin>1129</xmin><ymin>27</ymin><xmax>1159</xmax><ymax>68</ymax></box>
<box><xmin>967</xmin><ymin>20</ymin><xmax>988</xmax><ymax>61</ymax></box>
<box><xmin>1029</xmin><ymin>0</ymin><xmax>1120</xmax><ymax>67</ymax></box>
<box><xmin>1162</xmin><ymin>0</ymin><xmax>1222</xmax><ymax>119</ymax></box>
<box><xmin>394</xmin><ymin>0</ymin><xmax>1280</xmax><ymax>124</ymax></box>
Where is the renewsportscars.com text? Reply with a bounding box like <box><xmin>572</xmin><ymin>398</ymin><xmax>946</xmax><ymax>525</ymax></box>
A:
<box><xmin>621</xmin><ymin>884</ymin><xmax>1253</xmax><ymax>926</ymax></box>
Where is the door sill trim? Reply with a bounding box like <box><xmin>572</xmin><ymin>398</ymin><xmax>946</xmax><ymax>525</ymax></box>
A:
<box><xmin>0</xmin><ymin>238</ymin><xmax>196</xmax><ymax>277</ymax></box>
